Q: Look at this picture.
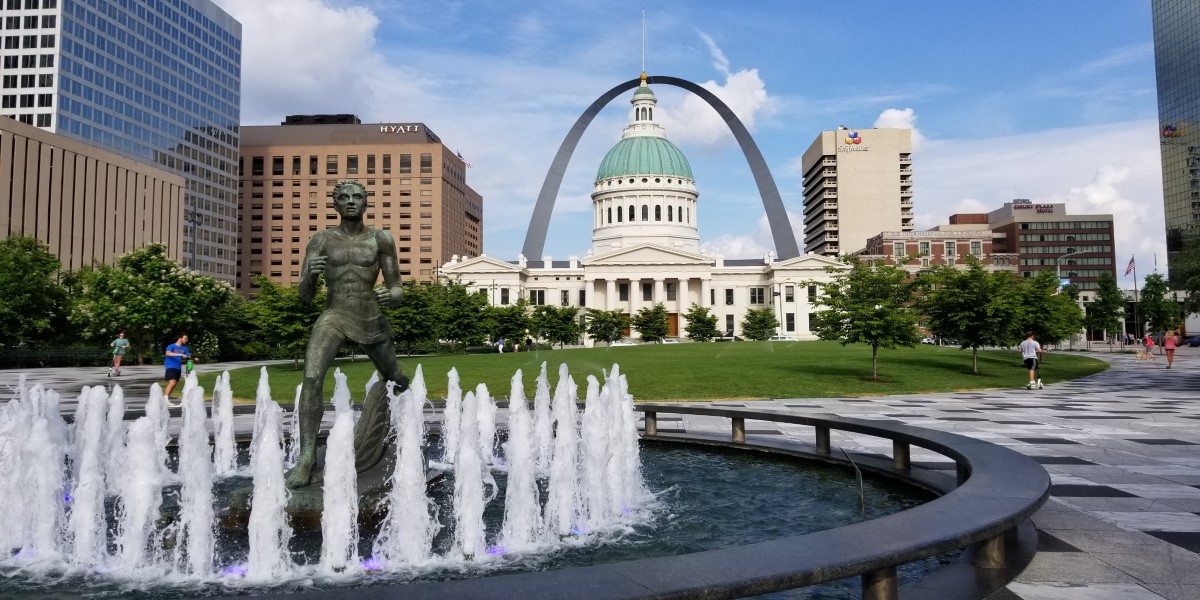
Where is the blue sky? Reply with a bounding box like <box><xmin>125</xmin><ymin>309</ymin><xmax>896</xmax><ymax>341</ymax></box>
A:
<box><xmin>214</xmin><ymin>0</ymin><xmax>1163</xmax><ymax>286</ymax></box>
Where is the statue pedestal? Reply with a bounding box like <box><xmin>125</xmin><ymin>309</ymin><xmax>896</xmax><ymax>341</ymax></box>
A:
<box><xmin>222</xmin><ymin>444</ymin><xmax>437</xmax><ymax>532</ymax></box>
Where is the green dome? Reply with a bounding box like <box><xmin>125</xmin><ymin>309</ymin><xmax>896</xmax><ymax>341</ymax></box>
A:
<box><xmin>634</xmin><ymin>84</ymin><xmax>655</xmax><ymax>98</ymax></box>
<box><xmin>596</xmin><ymin>136</ymin><xmax>694</xmax><ymax>181</ymax></box>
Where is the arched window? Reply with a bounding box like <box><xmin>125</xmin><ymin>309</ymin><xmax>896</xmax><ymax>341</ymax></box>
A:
<box><xmin>617</xmin><ymin>206</ymin><xmax>622</xmax><ymax>222</ymax></box>
<box><xmin>655</xmin><ymin>205</ymin><xmax>662</xmax><ymax>221</ymax></box>
<box><xmin>668</xmin><ymin>205</ymin><xmax>673</xmax><ymax>221</ymax></box>
<box><xmin>648</xmin><ymin>107</ymin><xmax>653</xmax><ymax>120</ymax></box>
<box><xmin>642</xmin><ymin>205</ymin><xmax>649</xmax><ymax>220</ymax></box>
<box><xmin>686</xmin><ymin>207</ymin><xmax>690</xmax><ymax>223</ymax></box>
<box><xmin>628</xmin><ymin>205</ymin><xmax>634</xmax><ymax>221</ymax></box>
<box><xmin>606</xmin><ymin>207</ymin><xmax>611</xmax><ymax>224</ymax></box>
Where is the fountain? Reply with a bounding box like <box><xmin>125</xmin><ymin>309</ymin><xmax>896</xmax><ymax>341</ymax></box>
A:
<box><xmin>0</xmin><ymin>361</ymin><xmax>664</xmax><ymax>597</ymax></box>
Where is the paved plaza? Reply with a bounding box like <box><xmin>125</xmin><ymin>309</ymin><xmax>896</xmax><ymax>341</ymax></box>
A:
<box><xmin>2</xmin><ymin>349</ymin><xmax>1199</xmax><ymax>599</ymax></box>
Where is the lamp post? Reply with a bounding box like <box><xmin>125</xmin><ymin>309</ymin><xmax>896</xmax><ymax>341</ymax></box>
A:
<box><xmin>1055</xmin><ymin>249</ymin><xmax>1085</xmax><ymax>281</ymax></box>
<box><xmin>183</xmin><ymin>209</ymin><xmax>203</xmax><ymax>270</ymax></box>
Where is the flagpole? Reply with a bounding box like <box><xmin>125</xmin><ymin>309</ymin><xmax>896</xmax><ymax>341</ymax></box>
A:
<box><xmin>1133</xmin><ymin>261</ymin><xmax>1140</xmax><ymax>336</ymax></box>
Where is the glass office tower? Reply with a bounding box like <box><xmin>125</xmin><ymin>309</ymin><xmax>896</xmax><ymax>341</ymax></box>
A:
<box><xmin>0</xmin><ymin>0</ymin><xmax>241</xmax><ymax>282</ymax></box>
<box><xmin>1153</xmin><ymin>0</ymin><xmax>1200</xmax><ymax>283</ymax></box>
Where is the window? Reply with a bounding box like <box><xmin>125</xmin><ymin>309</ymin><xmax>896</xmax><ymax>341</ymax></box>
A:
<box><xmin>251</xmin><ymin>157</ymin><xmax>264</xmax><ymax>176</ymax></box>
<box><xmin>2</xmin><ymin>57</ymin><xmax>14</xmax><ymax>69</ymax></box>
<box><xmin>38</xmin><ymin>34</ymin><xmax>52</xmax><ymax>48</ymax></box>
<box><xmin>628</xmin><ymin>205</ymin><xmax>635</xmax><ymax>221</ymax></box>
<box><xmin>725</xmin><ymin>315</ymin><xmax>735</xmax><ymax>335</ymax></box>
<box><xmin>309</xmin><ymin>155</ymin><xmax>318</xmax><ymax>175</ymax></box>
<box><xmin>750</xmin><ymin>287</ymin><xmax>765</xmax><ymax>304</ymax></box>
<box><xmin>37</xmin><ymin>73</ymin><xmax>51</xmax><ymax>87</ymax></box>
<box><xmin>529</xmin><ymin>289</ymin><xmax>545</xmax><ymax>305</ymax></box>
<box><xmin>655</xmin><ymin>205</ymin><xmax>661</xmax><ymax>221</ymax></box>
<box><xmin>807</xmin><ymin>285</ymin><xmax>818</xmax><ymax>303</ymax></box>
<box><xmin>37</xmin><ymin>54</ymin><xmax>52</xmax><ymax>68</ymax></box>
<box><xmin>399</xmin><ymin>154</ymin><xmax>411</xmax><ymax>174</ymax></box>
<box><xmin>945</xmin><ymin>241</ymin><xmax>956</xmax><ymax>257</ymax></box>
<box><xmin>326</xmin><ymin>155</ymin><xmax>338</xmax><ymax>175</ymax></box>
<box><xmin>347</xmin><ymin>155</ymin><xmax>358</xmax><ymax>174</ymax></box>
<box><xmin>642</xmin><ymin>282</ymin><xmax>652</xmax><ymax>301</ymax></box>
<box><xmin>725</xmin><ymin>289</ymin><xmax>734</xmax><ymax>305</ymax></box>
<box><xmin>971</xmin><ymin>241</ymin><xmax>982</xmax><ymax>256</ymax></box>
<box><xmin>382</xmin><ymin>154</ymin><xmax>392</xmax><ymax>174</ymax></box>
<box><xmin>35</xmin><ymin>113</ymin><xmax>48</xmax><ymax>126</ymax></box>
<box><xmin>419</xmin><ymin>153</ymin><xmax>432</xmax><ymax>173</ymax></box>
<box><xmin>893</xmin><ymin>242</ymin><xmax>904</xmax><ymax>257</ymax></box>
<box><xmin>35</xmin><ymin>93</ymin><xmax>49</xmax><ymax>107</ymax></box>
<box><xmin>619</xmin><ymin>283</ymin><xmax>629</xmax><ymax>302</ymax></box>
<box><xmin>500</xmin><ymin>288</ymin><xmax>510</xmax><ymax>305</ymax></box>
<box><xmin>785</xmin><ymin>285</ymin><xmax>794</xmax><ymax>302</ymax></box>
<box><xmin>710</xmin><ymin>289</ymin><xmax>716</xmax><ymax>306</ymax></box>
<box><xmin>919</xmin><ymin>241</ymin><xmax>930</xmax><ymax>255</ymax></box>
<box><xmin>272</xmin><ymin>156</ymin><xmax>283</xmax><ymax>176</ymax></box>
<box><xmin>579</xmin><ymin>289</ymin><xmax>586</xmax><ymax>307</ymax></box>
<box><xmin>666</xmin><ymin>282</ymin><xmax>677</xmax><ymax>301</ymax></box>
<box><xmin>40</xmin><ymin>15</ymin><xmax>54</xmax><ymax>28</ymax></box>
<box><xmin>561</xmin><ymin>290</ymin><xmax>570</xmax><ymax>306</ymax></box>
<box><xmin>786</xmin><ymin>313</ymin><xmax>795</xmax><ymax>332</ymax></box>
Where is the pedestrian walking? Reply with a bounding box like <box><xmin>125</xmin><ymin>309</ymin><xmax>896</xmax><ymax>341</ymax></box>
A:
<box><xmin>1164</xmin><ymin>330</ymin><xmax>1178</xmax><ymax>369</ymax></box>
<box><xmin>1019</xmin><ymin>331</ymin><xmax>1044</xmax><ymax>389</ymax></box>
<box><xmin>163</xmin><ymin>333</ymin><xmax>191</xmax><ymax>404</ymax></box>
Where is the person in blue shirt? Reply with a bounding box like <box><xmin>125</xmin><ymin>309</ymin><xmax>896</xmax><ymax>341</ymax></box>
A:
<box><xmin>163</xmin><ymin>333</ymin><xmax>191</xmax><ymax>402</ymax></box>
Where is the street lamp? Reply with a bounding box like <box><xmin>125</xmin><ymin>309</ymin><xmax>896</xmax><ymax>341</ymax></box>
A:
<box><xmin>183</xmin><ymin>209</ymin><xmax>203</xmax><ymax>270</ymax></box>
<box><xmin>1055</xmin><ymin>249</ymin><xmax>1085</xmax><ymax>281</ymax></box>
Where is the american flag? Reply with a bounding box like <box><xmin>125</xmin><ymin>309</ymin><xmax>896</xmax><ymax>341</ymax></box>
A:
<box><xmin>1124</xmin><ymin>255</ymin><xmax>1135</xmax><ymax>276</ymax></box>
<box><xmin>457</xmin><ymin>150</ymin><xmax>472</xmax><ymax>169</ymax></box>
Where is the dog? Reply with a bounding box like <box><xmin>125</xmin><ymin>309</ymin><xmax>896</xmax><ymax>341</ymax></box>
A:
<box><xmin>1136</xmin><ymin>349</ymin><xmax>1157</xmax><ymax>361</ymax></box>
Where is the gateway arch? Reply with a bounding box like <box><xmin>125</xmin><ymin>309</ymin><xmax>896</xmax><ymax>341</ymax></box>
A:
<box><xmin>521</xmin><ymin>75</ymin><xmax>800</xmax><ymax>260</ymax></box>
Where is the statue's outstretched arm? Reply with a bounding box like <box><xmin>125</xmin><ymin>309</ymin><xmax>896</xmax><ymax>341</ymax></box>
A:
<box><xmin>376</xmin><ymin>230</ymin><xmax>404</xmax><ymax>307</ymax></box>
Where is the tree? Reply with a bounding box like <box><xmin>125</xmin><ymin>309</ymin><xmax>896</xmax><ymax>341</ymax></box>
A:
<box><xmin>245</xmin><ymin>275</ymin><xmax>325</xmax><ymax>367</ymax></box>
<box><xmin>1085</xmin><ymin>271</ymin><xmax>1125</xmax><ymax>351</ymax></box>
<box><xmin>1140</xmin><ymin>273</ymin><xmax>1181</xmax><ymax>337</ymax></box>
<box><xmin>631</xmin><ymin>303</ymin><xmax>670</xmax><ymax>343</ymax></box>
<box><xmin>1017</xmin><ymin>270</ymin><xmax>1085</xmax><ymax>347</ymax></box>
<box><xmin>809</xmin><ymin>259</ymin><xmax>922</xmax><ymax>380</ymax></box>
<box><xmin>586</xmin><ymin>309</ymin><xmax>630</xmax><ymax>345</ymax></box>
<box><xmin>740</xmin><ymin>307</ymin><xmax>778</xmax><ymax>341</ymax></box>
<box><xmin>385</xmin><ymin>280</ymin><xmax>443</xmax><ymax>354</ymax></box>
<box><xmin>488</xmin><ymin>299</ymin><xmax>531</xmax><ymax>345</ymax></box>
<box><xmin>438</xmin><ymin>280</ymin><xmax>490</xmax><ymax>348</ymax></box>
<box><xmin>0</xmin><ymin>235</ymin><xmax>68</xmax><ymax>346</ymax></box>
<box><xmin>531</xmin><ymin>305</ymin><xmax>583</xmax><ymax>348</ymax></box>
<box><xmin>918</xmin><ymin>257</ymin><xmax>1023</xmax><ymax>374</ymax></box>
<box><xmin>683</xmin><ymin>303</ymin><xmax>720</xmax><ymax>342</ymax></box>
<box><xmin>69</xmin><ymin>244</ymin><xmax>234</xmax><ymax>362</ymax></box>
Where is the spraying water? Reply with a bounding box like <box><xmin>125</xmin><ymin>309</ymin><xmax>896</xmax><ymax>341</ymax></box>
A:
<box><xmin>579</xmin><ymin>375</ymin><xmax>609</xmax><ymax>528</ymax></box>
<box><xmin>250</xmin><ymin>366</ymin><xmax>272</xmax><ymax>462</ymax></box>
<box><xmin>212</xmin><ymin>372</ymin><xmax>237</xmax><ymax>476</ymax></box>
<box><xmin>145</xmin><ymin>383</ymin><xmax>172</xmax><ymax>479</ymax></box>
<box><xmin>499</xmin><ymin>369</ymin><xmax>543</xmax><ymax>552</ymax></box>
<box><xmin>284</xmin><ymin>383</ymin><xmax>302</xmax><ymax>468</ymax></box>
<box><xmin>532</xmin><ymin>362</ymin><xmax>554</xmax><ymax>476</ymax></box>
<box><xmin>102</xmin><ymin>384</ymin><xmax>127</xmax><ymax>492</ymax></box>
<box><xmin>16</xmin><ymin>387</ymin><xmax>69</xmax><ymax>563</ymax></box>
<box><xmin>373</xmin><ymin>366</ymin><xmax>440</xmax><ymax>566</ymax></box>
<box><xmin>544</xmin><ymin>365</ymin><xmax>581</xmax><ymax>538</ymax></box>
<box><xmin>453</xmin><ymin>390</ymin><xmax>491</xmax><ymax>560</ymax></box>
<box><xmin>320</xmin><ymin>372</ymin><xmax>360</xmax><ymax>574</ymax></box>
<box><xmin>175</xmin><ymin>379</ymin><xmax>215</xmax><ymax>576</ymax></box>
<box><xmin>115</xmin><ymin>417</ymin><xmax>165</xmax><ymax>570</ymax></box>
<box><xmin>245</xmin><ymin>399</ymin><xmax>293</xmax><ymax>581</ymax></box>
<box><xmin>440</xmin><ymin>368</ymin><xmax>462</xmax><ymax>465</ymax></box>
<box><xmin>475</xmin><ymin>383</ymin><xmax>496</xmax><ymax>466</ymax></box>
<box><xmin>67</xmin><ymin>385</ymin><xmax>109</xmax><ymax>566</ymax></box>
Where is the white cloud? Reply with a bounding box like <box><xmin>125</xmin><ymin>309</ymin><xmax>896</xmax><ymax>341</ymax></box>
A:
<box><xmin>701</xmin><ymin>210</ymin><xmax>803</xmax><ymax>259</ymax></box>
<box><xmin>873</xmin><ymin>108</ymin><xmax>926</xmax><ymax>151</ymax></box>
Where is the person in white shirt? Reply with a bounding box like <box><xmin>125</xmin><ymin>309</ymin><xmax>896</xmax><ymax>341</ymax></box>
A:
<box><xmin>1018</xmin><ymin>331</ymin><xmax>1044</xmax><ymax>389</ymax></box>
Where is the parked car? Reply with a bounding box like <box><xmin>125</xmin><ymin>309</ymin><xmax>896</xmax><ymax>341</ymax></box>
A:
<box><xmin>767</xmin><ymin>335</ymin><xmax>798</xmax><ymax>341</ymax></box>
<box><xmin>661</xmin><ymin>337</ymin><xmax>681</xmax><ymax>344</ymax></box>
<box><xmin>1187</xmin><ymin>336</ymin><xmax>1200</xmax><ymax>347</ymax></box>
<box><xmin>609</xmin><ymin>338</ymin><xmax>636</xmax><ymax>347</ymax></box>
<box><xmin>920</xmin><ymin>337</ymin><xmax>936</xmax><ymax>344</ymax></box>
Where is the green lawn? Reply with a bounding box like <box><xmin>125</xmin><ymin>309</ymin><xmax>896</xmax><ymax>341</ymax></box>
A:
<box><xmin>200</xmin><ymin>341</ymin><xmax>1108</xmax><ymax>403</ymax></box>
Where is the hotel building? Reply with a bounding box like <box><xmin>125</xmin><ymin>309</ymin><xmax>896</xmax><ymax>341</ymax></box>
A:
<box><xmin>0</xmin><ymin>0</ymin><xmax>241</xmax><ymax>282</ymax></box>
<box><xmin>235</xmin><ymin>116</ymin><xmax>483</xmax><ymax>293</ymax></box>
<box><xmin>801</xmin><ymin>128</ymin><xmax>914</xmax><ymax>256</ymax></box>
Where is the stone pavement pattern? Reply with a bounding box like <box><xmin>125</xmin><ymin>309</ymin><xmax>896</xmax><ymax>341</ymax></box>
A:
<box><xmin>2</xmin><ymin>350</ymin><xmax>1199</xmax><ymax>598</ymax></box>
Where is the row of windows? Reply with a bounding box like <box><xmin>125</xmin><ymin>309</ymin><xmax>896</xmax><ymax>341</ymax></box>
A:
<box><xmin>1</xmin><ymin>14</ymin><xmax>55</xmax><ymax>29</ymax></box>
<box><xmin>1019</xmin><ymin>257</ymin><xmax>1113</xmax><ymax>266</ymax></box>
<box><xmin>2</xmin><ymin>32</ymin><xmax>54</xmax><ymax>49</ymax></box>
<box><xmin>243</xmin><ymin>154</ymin><xmax>434</xmax><ymax>177</ymax></box>
<box><xmin>0</xmin><ymin>73</ymin><xmax>51</xmax><ymax>87</ymax></box>
<box><xmin>1017</xmin><ymin>221</ymin><xmax>1111</xmax><ymax>230</ymax></box>
<box><xmin>1017</xmin><ymin>233</ymin><xmax>1111</xmax><ymax>242</ymax></box>
<box><xmin>602</xmin><ymin>203</ymin><xmax>691</xmax><ymax>224</ymax></box>
<box><xmin>0</xmin><ymin>92</ymin><xmax>51</xmax><ymax>107</ymax></box>
<box><xmin>4</xmin><ymin>111</ymin><xmax>49</xmax><ymax>125</ymax></box>
<box><xmin>1017</xmin><ymin>245</ymin><xmax>1112</xmax><ymax>254</ymax></box>
<box><xmin>244</xmin><ymin>178</ymin><xmax>434</xmax><ymax>188</ymax></box>
<box><xmin>2</xmin><ymin>52</ymin><xmax>53</xmax><ymax>68</ymax></box>
<box><xmin>894</xmin><ymin>241</ymin><xmax>985</xmax><ymax>256</ymax></box>
<box><xmin>1</xmin><ymin>0</ymin><xmax>58</xmax><ymax>11</ymax></box>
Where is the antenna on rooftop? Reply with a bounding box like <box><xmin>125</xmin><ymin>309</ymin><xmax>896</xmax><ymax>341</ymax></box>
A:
<box><xmin>641</xmin><ymin>7</ymin><xmax>646</xmax><ymax>74</ymax></box>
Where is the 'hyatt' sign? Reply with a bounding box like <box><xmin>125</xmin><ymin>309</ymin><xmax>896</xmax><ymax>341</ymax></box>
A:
<box><xmin>380</xmin><ymin>124</ymin><xmax>421</xmax><ymax>134</ymax></box>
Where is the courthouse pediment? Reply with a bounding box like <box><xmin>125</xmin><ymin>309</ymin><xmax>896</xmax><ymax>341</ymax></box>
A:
<box><xmin>583</xmin><ymin>244</ymin><xmax>714</xmax><ymax>267</ymax></box>
<box><xmin>441</xmin><ymin>255</ymin><xmax>523</xmax><ymax>275</ymax></box>
<box><xmin>771</xmin><ymin>253</ymin><xmax>848</xmax><ymax>273</ymax></box>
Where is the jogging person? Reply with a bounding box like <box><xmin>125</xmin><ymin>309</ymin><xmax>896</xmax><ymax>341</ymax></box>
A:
<box><xmin>108</xmin><ymin>331</ymin><xmax>129</xmax><ymax>377</ymax></box>
<box><xmin>163</xmin><ymin>333</ymin><xmax>191</xmax><ymax>403</ymax></box>
<box><xmin>1019</xmin><ymin>331</ymin><xmax>1044</xmax><ymax>389</ymax></box>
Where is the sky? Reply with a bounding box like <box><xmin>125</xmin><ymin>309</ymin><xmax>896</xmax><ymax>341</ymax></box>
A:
<box><xmin>212</xmin><ymin>0</ymin><xmax>1164</xmax><ymax>288</ymax></box>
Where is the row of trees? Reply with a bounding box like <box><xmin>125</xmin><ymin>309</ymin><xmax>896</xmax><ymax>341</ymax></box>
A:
<box><xmin>809</xmin><ymin>256</ymin><xmax>1165</xmax><ymax>379</ymax></box>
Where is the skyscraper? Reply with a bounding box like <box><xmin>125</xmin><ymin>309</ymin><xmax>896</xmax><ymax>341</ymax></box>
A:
<box><xmin>0</xmin><ymin>0</ymin><xmax>241</xmax><ymax>282</ymax></box>
<box><xmin>800</xmin><ymin>128</ymin><xmax>914</xmax><ymax>256</ymax></box>
<box><xmin>1152</xmin><ymin>0</ymin><xmax>1200</xmax><ymax>283</ymax></box>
